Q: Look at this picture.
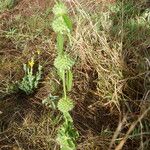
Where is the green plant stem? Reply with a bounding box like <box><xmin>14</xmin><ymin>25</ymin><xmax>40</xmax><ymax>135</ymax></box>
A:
<box><xmin>57</xmin><ymin>33</ymin><xmax>64</xmax><ymax>55</ymax></box>
<box><xmin>30</xmin><ymin>67</ymin><xmax>33</xmax><ymax>75</ymax></box>
<box><xmin>62</xmin><ymin>70</ymin><xmax>67</xmax><ymax>99</ymax></box>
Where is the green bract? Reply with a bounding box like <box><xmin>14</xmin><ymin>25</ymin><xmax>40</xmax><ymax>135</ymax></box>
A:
<box><xmin>58</xmin><ymin>97</ymin><xmax>74</xmax><ymax>113</ymax></box>
<box><xmin>54</xmin><ymin>54</ymin><xmax>74</xmax><ymax>72</ymax></box>
<box><xmin>52</xmin><ymin>16</ymin><xmax>70</xmax><ymax>34</ymax></box>
<box><xmin>52</xmin><ymin>2</ymin><xmax>67</xmax><ymax>16</ymax></box>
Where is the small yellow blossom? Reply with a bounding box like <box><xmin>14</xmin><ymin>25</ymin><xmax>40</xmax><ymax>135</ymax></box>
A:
<box><xmin>37</xmin><ymin>49</ymin><xmax>41</xmax><ymax>55</ymax></box>
<box><xmin>28</xmin><ymin>57</ymin><xmax>34</xmax><ymax>68</ymax></box>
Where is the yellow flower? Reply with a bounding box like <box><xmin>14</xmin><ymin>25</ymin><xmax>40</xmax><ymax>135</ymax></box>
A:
<box><xmin>37</xmin><ymin>49</ymin><xmax>41</xmax><ymax>55</ymax></box>
<box><xmin>28</xmin><ymin>57</ymin><xmax>34</xmax><ymax>68</ymax></box>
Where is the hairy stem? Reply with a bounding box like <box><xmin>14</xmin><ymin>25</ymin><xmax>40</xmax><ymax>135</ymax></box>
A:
<box><xmin>63</xmin><ymin>71</ymin><xmax>67</xmax><ymax>99</ymax></box>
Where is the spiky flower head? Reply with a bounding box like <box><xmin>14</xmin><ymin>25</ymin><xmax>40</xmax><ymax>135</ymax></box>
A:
<box><xmin>54</xmin><ymin>54</ymin><xmax>74</xmax><ymax>72</ymax></box>
<box><xmin>53</xmin><ymin>2</ymin><xmax>67</xmax><ymax>16</ymax></box>
<box><xmin>52</xmin><ymin>16</ymin><xmax>70</xmax><ymax>34</ymax></box>
<box><xmin>58</xmin><ymin>97</ymin><xmax>74</xmax><ymax>113</ymax></box>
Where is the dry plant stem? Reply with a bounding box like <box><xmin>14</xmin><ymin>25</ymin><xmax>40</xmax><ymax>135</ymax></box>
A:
<box><xmin>109</xmin><ymin>116</ymin><xmax>127</xmax><ymax>150</ymax></box>
<box><xmin>115</xmin><ymin>107</ymin><xmax>150</xmax><ymax>150</ymax></box>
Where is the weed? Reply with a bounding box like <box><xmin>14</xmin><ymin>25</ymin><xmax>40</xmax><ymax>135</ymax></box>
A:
<box><xmin>42</xmin><ymin>94</ymin><xmax>59</xmax><ymax>109</ymax></box>
<box><xmin>52</xmin><ymin>1</ymin><xmax>79</xmax><ymax>149</ymax></box>
<box><xmin>0</xmin><ymin>0</ymin><xmax>15</xmax><ymax>13</ymax></box>
<box><xmin>56</xmin><ymin>112</ymin><xmax>79</xmax><ymax>150</ymax></box>
<box><xmin>18</xmin><ymin>57</ymin><xmax>42</xmax><ymax>95</ymax></box>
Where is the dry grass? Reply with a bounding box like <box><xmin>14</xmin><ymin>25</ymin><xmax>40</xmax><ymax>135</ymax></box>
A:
<box><xmin>0</xmin><ymin>0</ymin><xmax>150</xmax><ymax>149</ymax></box>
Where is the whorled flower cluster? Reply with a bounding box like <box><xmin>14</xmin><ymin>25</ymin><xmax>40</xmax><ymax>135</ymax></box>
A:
<box><xmin>58</xmin><ymin>97</ymin><xmax>74</xmax><ymax>113</ymax></box>
<box><xmin>54</xmin><ymin>54</ymin><xmax>74</xmax><ymax>73</ymax></box>
<box><xmin>52</xmin><ymin>2</ymin><xmax>71</xmax><ymax>34</ymax></box>
<box><xmin>52</xmin><ymin>2</ymin><xmax>67</xmax><ymax>17</ymax></box>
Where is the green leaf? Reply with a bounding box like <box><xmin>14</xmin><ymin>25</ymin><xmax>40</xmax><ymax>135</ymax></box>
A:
<box><xmin>57</xmin><ymin>33</ymin><xmax>64</xmax><ymax>55</ymax></box>
<box><xmin>63</xmin><ymin>15</ymin><xmax>72</xmax><ymax>31</ymax></box>
<box><xmin>66</xmin><ymin>70</ymin><xmax>73</xmax><ymax>92</ymax></box>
